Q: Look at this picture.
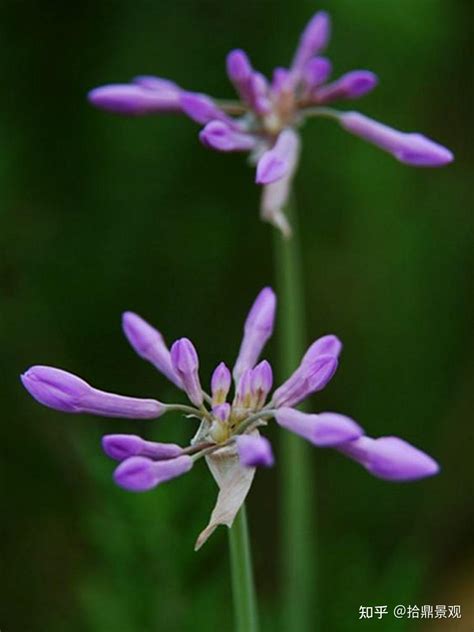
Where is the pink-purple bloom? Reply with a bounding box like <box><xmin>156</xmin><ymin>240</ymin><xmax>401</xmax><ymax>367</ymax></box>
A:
<box><xmin>88</xmin><ymin>10</ymin><xmax>453</xmax><ymax>237</ymax></box>
<box><xmin>21</xmin><ymin>287</ymin><xmax>439</xmax><ymax>497</ymax></box>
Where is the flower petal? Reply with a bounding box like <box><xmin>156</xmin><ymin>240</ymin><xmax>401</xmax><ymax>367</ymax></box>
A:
<box><xmin>195</xmin><ymin>443</ymin><xmax>255</xmax><ymax>550</ymax></box>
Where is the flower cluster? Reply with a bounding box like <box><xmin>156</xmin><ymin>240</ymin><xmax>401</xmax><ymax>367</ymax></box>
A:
<box><xmin>88</xmin><ymin>10</ymin><xmax>453</xmax><ymax>236</ymax></box>
<box><xmin>21</xmin><ymin>288</ymin><xmax>438</xmax><ymax>545</ymax></box>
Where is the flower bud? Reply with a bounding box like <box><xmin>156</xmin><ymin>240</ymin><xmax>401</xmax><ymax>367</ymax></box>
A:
<box><xmin>199</xmin><ymin>121</ymin><xmax>256</xmax><ymax>152</ymax></box>
<box><xmin>233</xmin><ymin>287</ymin><xmax>276</xmax><ymax>382</ymax></box>
<box><xmin>102</xmin><ymin>434</ymin><xmax>182</xmax><ymax>461</ymax></box>
<box><xmin>314</xmin><ymin>70</ymin><xmax>378</xmax><ymax>103</ymax></box>
<box><xmin>250</xmin><ymin>360</ymin><xmax>273</xmax><ymax>408</ymax></box>
<box><xmin>234</xmin><ymin>368</ymin><xmax>254</xmax><ymax>409</ymax></box>
<box><xmin>256</xmin><ymin>129</ymin><xmax>300</xmax><ymax>185</ymax></box>
<box><xmin>340</xmin><ymin>112</ymin><xmax>454</xmax><ymax>166</ymax></box>
<box><xmin>275</xmin><ymin>408</ymin><xmax>362</xmax><ymax>446</ymax></box>
<box><xmin>338</xmin><ymin>436</ymin><xmax>440</xmax><ymax>481</ymax></box>
<box><xmin>211</xmin><ymin>362</ymin><xmax>232</xmax><ymax>404</ymax></box>
<box><xmin>21</xmin><ymin>366</ymin><xmax>165</xmax><ymax>419</ymax></box>
<box><xmin>303</xmin><ymin>56</ymin><xmax>332</xmax><ymax>89</ymax></box>
<box><xmin>180</xmin><ymin>92</ymin><xmax>230</xmax><ymax>125</ymax></box>
<box><xmin>114</xmin><ymin>455</ymin><xmax>193</xmax><ymax>492</ymax></box>
<box><xmin>272</xmin><ymin>355</ymin><xmax>338</xmax><ymax>408</ymax></box>
<box><xmin>213</xmin><ymin>403</ymin><xmax>231</xmax><ymax>423</ymax></box>
<box><xmin>88</xmin><ymin>83</ymin><xmax>181</xmax><ymax>115</ymax></box>
<box><xmin>301</xmin><ymin>335</ymin><xmax>342</xmax><ymax>366</ymax></box>
<box><xmin>122</xmin><ymin>312</ymin><xmax>182</xmax><ymax>388</ymax></box>
<box><xmin>170</xmin><ymin>338</ymin><xmax>203</xmax><ymax>407</ymax></box>
<box><xmin>226</xmin><ymin>49</ymin><xmax>253</xmax><ymax>103</ymax></box>
<box><xmin>291</xmin><ymin>11</ymin><xmax>331</xmax><ymax>75</ymax></box>
<box><xmin>236</xmin><ymin>435</ymin><xmax>274</xmax><ymax>468</ymax></box>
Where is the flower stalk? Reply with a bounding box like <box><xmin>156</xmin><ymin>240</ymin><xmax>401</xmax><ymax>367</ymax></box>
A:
<box><xmin>228</xmin><ymin>504</ymin><xmax>259</xmax><ymax>632</ymax></box>
<box><xmin>273</xmin><ymin>194</ymin><xmax>316</xmax><ymax>632</ymax></box>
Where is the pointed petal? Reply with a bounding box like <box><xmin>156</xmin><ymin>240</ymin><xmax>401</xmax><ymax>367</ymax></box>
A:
<box><xmin>260</xmin><ymin>178</ymin><xmax>293</xmax><ymax>237</ymax></box>
<box><xmin>195</xmin><ymin>444</ymin><xmax>255</xmax><ymax>550</ymax></box>
<box><xmin>259</xmin><ymin>130</ymin><xmax>300</xmax><ymax>236</ymax></box>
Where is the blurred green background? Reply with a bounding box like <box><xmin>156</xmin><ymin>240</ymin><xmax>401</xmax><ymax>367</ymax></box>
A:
<box><xmin>1</xmin><ymin>0</ymin><xmax>472</xmax><ymax>630</ymax></box>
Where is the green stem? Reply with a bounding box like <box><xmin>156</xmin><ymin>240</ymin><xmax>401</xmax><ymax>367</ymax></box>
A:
<box><xmin>273</xmin><ymin>195</ymin><xmax>317</xmax><ymax>632</ymax></box>
<box><xmin>228</xmin><ymin>504</ymin><xmax>259</xmax><ymax>632</ymax></box>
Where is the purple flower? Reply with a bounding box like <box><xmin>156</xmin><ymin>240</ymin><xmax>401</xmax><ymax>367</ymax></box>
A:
<box><xmin>88</xmin><ymin>10</ymin><xmax>453</xmax><ymax>236</ymax></box>
<box><xmin>21</xmin><ymin>287</ymin><xmax>439</xmax><ymax>547</ymax></box>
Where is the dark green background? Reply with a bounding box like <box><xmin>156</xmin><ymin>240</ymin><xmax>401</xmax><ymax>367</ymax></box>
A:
<box><xmin>1</xmin><ymin>1</ymin><xmax>472</xmax><ymax>630</ymax></box>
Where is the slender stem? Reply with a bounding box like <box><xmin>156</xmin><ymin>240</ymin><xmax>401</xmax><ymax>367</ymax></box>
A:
<box><xmin>273</xmin><ymin>194</ymin><xmax>317</xmax><ymax>632</ymax></box>
<box><xmin>228</xmin><ymin>505</ymin><xmax>259</xmax><ymax>632</ymax></box>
